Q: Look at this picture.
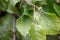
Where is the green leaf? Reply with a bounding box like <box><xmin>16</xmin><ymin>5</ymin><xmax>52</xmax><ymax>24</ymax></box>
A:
<box><xmin>8</xmin><ymin>0</ymin><xmax>20</xmax><ymax>6</ymax></box>
<box><xmin>54</xmin><ymin>4</ymin><xmax>60</xmax><ymax>16</ymax></box>
<box><xmin>16</xmin><ymin>15</ymin><xmax>33</xmax><ymax>36</ymax></box>
<box><xmin>39</xmin><ymin>13</ymin><xmax>60</xmax><ymax>34</ymax></box>
<box><xmin>0</xmin><ymin>0</ymin><xmax>9</xmax><ymax>11</ymax></box>
<box><xmin>7</xmin><ymin>4</ymin><xmax>19</xmax><ymax>14</ymax></box>
<box><xmin>29</xmin><ymin>11</ymin><xmax>46</xmax><ymax>40</ymax></box>
<box><xmin>35</xmin><ymin>1</ymin><xmax>41</xmax><ymax>7</ymax></box>
<box><xmin>35</xmin><ymin>0</ymin><xmax>46</xmax><ymax>7</ymax></box>
<box><xmin>7</xmin><ymin>0</ymin><xmax>20</xmax><ymax>14</ymax></box>
<box><xmin>46</xmin><ymin>0</ymin><xmax>55</xmax><ymax>13</ymax></box>
<box><xmin>42</xmin><ymin>5</ymin><xmax>54</xmax><ymax>13</ymax></box>
<box><xmin>26</xmin><ymin>0</ymin><xmax>41</xmax><ymax>4</ymax></box>
<box><xmin>29</xmin><ymin>11</ymin><xmax>60</xmax><ymax>40</ymax></box>
<box><xmin>0</xmin><ymin>0</ymin><xmax>20</xmax><ymax>14</ymax></box>
<box><xmin>0</xmin><ymin>14</ymin><xmax>13</xmax><ymax>40</ymax></box>
<box><xmin>18</xmin><ymin>4</ymin><xmax>33</xmax><ymax>17</ymax></box>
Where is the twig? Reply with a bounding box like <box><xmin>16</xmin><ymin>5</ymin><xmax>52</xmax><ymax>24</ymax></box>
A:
<box><xmin>12</xmin><ymin>15</ymin><xmax>16</xmax><ymax>40</ymax></box>
<box><xmin>20</xmin><ymin>0</ymin><xmax>26</xmax><ymax>6</ymax></box>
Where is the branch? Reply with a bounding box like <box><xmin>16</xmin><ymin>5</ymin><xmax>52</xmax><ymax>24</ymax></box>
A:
<box><xmin>20</xmin><ymin>0</ymin><xmax>26</xmax><ymax>6</ymax></box>
<box><xmin>12</xmin><ymin>15</ymin><xmax>16</xmax><ymax>40</ymax></box>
